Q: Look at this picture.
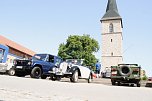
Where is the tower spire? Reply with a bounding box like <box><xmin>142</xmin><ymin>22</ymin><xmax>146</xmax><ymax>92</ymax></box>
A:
<box><xmin>102</xmin><ymin>0</ymin><xmax>121</xmax><ymax>20</ymax></box>
<box><xmin>106</xmin><ymin>0</ymin><xmax>118</xmax><ymax>12</ymax></box>
<box><xmin>100</xmin><ymin>0</ymin><xmax>123</xmax><ymax>70</ymax></box>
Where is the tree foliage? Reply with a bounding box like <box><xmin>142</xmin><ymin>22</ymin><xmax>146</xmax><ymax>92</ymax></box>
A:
<box><xmin>58</xmin><ymin>34</ymin><xmax>99</xmax><ymax>68</ymax></box>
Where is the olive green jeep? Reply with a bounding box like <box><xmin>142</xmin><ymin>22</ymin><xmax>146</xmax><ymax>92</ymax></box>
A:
<box><xmin>111</xmin><ymin>64</ymin><xmax>141</xmax><ymax>87</ymax></box>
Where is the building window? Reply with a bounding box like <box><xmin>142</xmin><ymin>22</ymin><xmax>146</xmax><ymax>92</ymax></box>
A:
<box><xmin>109</xmin><ymin>23</ymin><xmax>114</xmax><ymax>33</ymax></box>
<box><xmin>111</xmin><ymin>39</ymin><xmax>113</xmax><ymax>42</ymax></box>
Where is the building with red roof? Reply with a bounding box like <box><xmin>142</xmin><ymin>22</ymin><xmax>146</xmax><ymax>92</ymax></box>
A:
<box><xmin>0</xmin><ymin>35</ymin><xmax>36</xmax><ymax>62</ymax></box>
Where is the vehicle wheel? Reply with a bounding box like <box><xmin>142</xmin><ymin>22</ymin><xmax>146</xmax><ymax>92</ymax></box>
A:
<box><xmin>111</xmin><ymin>81</ymin><xmax>116</xmax><ymax>85</ymax></box>
<box><xmin>70</xmin><ymin>70</ymin><xmax>79</xmax><ymax>83</ymax></box>
<box><xmin>101</xmin><ymin>72</ymin><xmax>105</xmax><ymax>78</ymax></box>
<box><xmin>8</xmin><ymin>68</ymin><xmax>15</xmax><ymax>76</ymax></box>
<box><xmin>119</xmin><ymin>65</ymin><xmax>132</xmax><ymax>76</ymax></box>
<box><xmin>41</xmin><ymin>75</ymin><xmax>47</xmax><ymax>79</ymax></box>
<box><xmin>88</xmin><ymin>74</ymin><xmax>92</xmax><ymax>83</ymax></box>
<box><xmin>56</xmin><ymin>76</ymin><xmax>61</xmax><ymax>81</ymax></box>
<box><xmin>130</xmin><ymin>84</ymin><xmax>134</xmax><ymax>87</ymax></box>
<box><xmin>50</xmin><ymin>76</ymin><xmax>56</xmax><ymax>81</ymax></box>
<box><xmin>137</xmin><ymin>82</ymin><xmax>141</xmax><ymax>87</ymax></box>
<box><xmin>30</xmin><ymin>66</ymin><xmax>42</xmax><ymax>79</ymax></box>
<box><xmin>111</xmin><ymin>79</ymin><xmax>116</xmax><ymax>85</ymax></box>
<box><xmin>118</xmin><ymin>81</ymin><xmax>121</xmax><ymax>86</ymax></box>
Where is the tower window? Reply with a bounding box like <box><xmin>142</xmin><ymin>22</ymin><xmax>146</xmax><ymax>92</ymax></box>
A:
<box><xmin>111</xmin><ymin>39</ymin><xmax>113</xmax><ymax>42</ymax></box>
<box><xmin>109</xmin><ymin>23</ymin><xmax>114</xmax><ymax>33</ymax></box>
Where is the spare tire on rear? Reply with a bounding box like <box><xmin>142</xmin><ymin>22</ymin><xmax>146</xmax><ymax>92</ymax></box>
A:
<box><xmin>119</xmin><ymin>65</ymin><xmax>132</xmax><ymax>76</ymax></box>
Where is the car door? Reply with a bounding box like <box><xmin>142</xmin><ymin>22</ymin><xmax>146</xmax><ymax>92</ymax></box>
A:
<box><xmin>42</xmin><ymin>54</ymin><xmax>55</xmax><ymax>74</ymax></box>
<box><xmin>78</xmin><ymin>66</ymin><xmax>90</xmax><ymax>79</ymax></box>
<box><xmin>48</xmin><ymin>55</ymin><xmax>56</xmax><ymax>70</ymax></box>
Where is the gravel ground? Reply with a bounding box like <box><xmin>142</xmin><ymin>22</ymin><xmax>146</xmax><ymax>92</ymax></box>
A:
<box><xmin>0</xmin><ymin>75</ymin><xmax>152</xmax><ymax>101</ymax></box>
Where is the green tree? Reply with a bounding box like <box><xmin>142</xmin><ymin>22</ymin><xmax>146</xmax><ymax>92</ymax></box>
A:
<box><xmin>58</xmin><ymin>34</ymin><xmax>99</xmax><ymax>68</ymax></box>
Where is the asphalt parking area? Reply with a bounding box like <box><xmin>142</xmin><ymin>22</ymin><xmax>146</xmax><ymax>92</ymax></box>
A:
<box><xmin>2</xmin><ymin>74</ymin><xmax>148</xmax><ymax>87</ymax></box>
<box><xmin>59</xmin><ymin>77</ymin><xmax>147</xmax><ymax>87</ymax></box>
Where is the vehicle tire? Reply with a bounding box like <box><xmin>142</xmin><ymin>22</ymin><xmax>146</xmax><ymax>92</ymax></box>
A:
<box><xmin>56</xmin><ymin>76</ymin><xmax>61</xmax><ymax>81</ymax></box>
<box><xmin>88</xmin><ymin>74</ymin><xmax>92</xmax><ymax>83</ymax></box>
<box><xmin>50</xmin><ymin>76</ymin><xmax>56</xmax><ymax>81</ymax></box>
<box><xmin>118</xmin><ymin>81</ymin><xmax>121</xmax><ymax>86</ymax></box>
<box><xmin>137</xmin><ymin>82</ymin><xmax>141</xmax><ymax>87</ymax></box>
<box><xmin>111</xmin><ymin>81</ymin><xmax>116</xmax><ymax>85</ymax></box>
<box><xmin>119</xmin><ymin>65</ymin><xmax>132</xmax><ymax>76</ymax></box>
<box><xmin>41</xmin><ymin>75</ymin><xmax>47</xmax><ymax>79</ymax></box>
<box><xmin>102</xmin><ymin>72</ymin><xmax>106</xmax><ymax>78</ymax></box>
<box><xmin>70</xmin><ymin>70</ymin><xmax>79</xmax><ymax>83</ymax></box>
<box><xmin>30</xmin><ymin>66</ymin><xmax>42</xmax><ymax>79</ymax></box>
<box><xmin>130</xmin><ymin>84</ymin><xmax>134</xmax><ymax>87</ymax></box>
<box><xmin>8</xmin><ymin>68</ymin><xmax>15</xmax><ymax>76</ymax></box>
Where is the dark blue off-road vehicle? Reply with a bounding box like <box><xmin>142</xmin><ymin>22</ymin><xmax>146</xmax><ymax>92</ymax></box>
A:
<box><xmin>13</xmin><ymin>54</ymin><xmax>62</xmax><ymax>79</ymax></box>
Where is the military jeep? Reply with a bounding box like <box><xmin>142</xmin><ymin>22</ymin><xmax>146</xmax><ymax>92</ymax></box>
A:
<box><xmin>111</xmin><ymin>64</ymin><xmax>141</xmax><ymax>87</ymax></box>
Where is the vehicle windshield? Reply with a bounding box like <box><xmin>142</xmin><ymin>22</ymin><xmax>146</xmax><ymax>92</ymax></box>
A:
<box><xmin>0</xmin><ymin>48</ymin><xmax>4</xmax><ymax>63</ymax></box>
<box><xmin>66</xmin><ymin>59</ymin><xmax>83</xmax><ymax>66</ymax></box>
<box><xmin>32</xmin><ymin>54</ymin><xmax>47</xmax><ymax>61</ymax></box>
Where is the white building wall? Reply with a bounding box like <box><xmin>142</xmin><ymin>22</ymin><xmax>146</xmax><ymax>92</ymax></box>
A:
<box><xmin>102</xmin><ymin>34</ymin><xmax>123</xmax><ymax>56</ymax></box>
<box><xmin>101</xmin><ymin>57</ymin><xmax>123</xmax><ymax>71</ymax></box>
<box><xmin>102</xmin><ymin>20</ymin><xmax>122</xmax><ymax>33</ymax></box>
<box><xmin>101</xmin><ymin>19</ymin><xmax>123</xmax><ymax>71</ymax></box>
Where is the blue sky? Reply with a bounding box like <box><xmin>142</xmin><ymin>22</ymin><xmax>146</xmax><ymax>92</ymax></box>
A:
<box><xmin>0</xmin><ymin>0</ymin><xmax>152</xmax><ymax>76</ymax></box>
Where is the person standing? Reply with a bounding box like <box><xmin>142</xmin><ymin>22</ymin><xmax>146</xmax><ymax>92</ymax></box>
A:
<box><xmin>95</xmin><ymin>61</ymin><xmax>101</xmax><ymax>78</ymax></box>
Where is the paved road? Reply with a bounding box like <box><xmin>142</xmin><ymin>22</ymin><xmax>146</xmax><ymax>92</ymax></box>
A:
<box><xmin>60</xmin><ymin>77</ymin><xmax>111</xmax><ymax>85</ymax></box>
<box><xmin>60</xmin><ymin>77</ymin><xmax>147</xmax><ymax>87</ymax></box>
<box><xmin>24</xmin><ymin>74</ymin><xmax>147</xmax><ymax>87</ymax></box>
<box><xmin>0</xmin><ymin>75</ymin><xmax>152</xmax><ymax>101</ymax></box>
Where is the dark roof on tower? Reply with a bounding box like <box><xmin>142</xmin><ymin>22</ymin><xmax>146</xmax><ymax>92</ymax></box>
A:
<box><xmin>101</xmin><ymin>0</ymin><xmax>121</xmax><ymax>21</ymax></box>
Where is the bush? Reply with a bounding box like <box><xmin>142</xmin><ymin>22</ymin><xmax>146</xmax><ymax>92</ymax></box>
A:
<box><xmin>141</xmin><ymin>75</ymin><xmax>148</xmax><ymax>81</ymax></box>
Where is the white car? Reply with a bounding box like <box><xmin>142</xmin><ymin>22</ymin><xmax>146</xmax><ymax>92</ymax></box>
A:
<box><xmin>0</xmin><ymin>63</ymin><xmax>15</xmax><ymax>76</ymax></box>
<box><xmin>0</xmin><ymin>63</ymin><xmax>8</xmax><ymax>73</ymax></box>
<box><xmin>49</xmin><ymin>59</ymin><xmax>93</xmax><ymax>83</ymax></box>
<box><xmin>101</xmin><ymin>67</ymin><xmax>111</xmax><ymax>78</ymax></box>
<box><xmin>145</xmin><ymin>77</ymin><xmax>152</xmax><ymax>87</ymax></box>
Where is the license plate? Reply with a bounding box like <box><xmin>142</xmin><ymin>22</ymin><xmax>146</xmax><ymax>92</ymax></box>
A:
<box><xmin>134</xmin><ymin>75</ymin><xmax>138</xmax><ymax>77</ymax></box>
<box><xmin>16</xmin><ymin>66</ymin><xmax>22</xmax><ymax>69</ymax></box>
<box><xmin>56</xmin><ymin>72</ymin><xmax>62</xmax><ymax>75</ymax></box>
<box><xmin>147</xmin><ymin>81</ymin><xmax>152</xmax><ymax>83</ymax></box>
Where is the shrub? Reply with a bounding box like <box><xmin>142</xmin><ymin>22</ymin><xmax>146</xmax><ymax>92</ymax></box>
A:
<box><xmin>141</xmin><ymin>75</ymin><xmax>148</xmax><ymax>81</ymax></box>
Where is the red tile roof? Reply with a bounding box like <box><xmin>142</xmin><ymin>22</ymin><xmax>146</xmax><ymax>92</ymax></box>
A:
<box><xmin>0</xmin><ymin>35</ymin><xmax>36</xmax><ymax>56</ymax></box>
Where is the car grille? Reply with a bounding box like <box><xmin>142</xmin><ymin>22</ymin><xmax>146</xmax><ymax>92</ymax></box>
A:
<box><xmin>16</xmin><ymin>60</ymin><xmax>31</xmax><ymax>66</ymax></box>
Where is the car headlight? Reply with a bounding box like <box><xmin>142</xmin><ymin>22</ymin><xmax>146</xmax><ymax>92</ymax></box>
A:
<box><xmin>52</xmin><ymin>67</ymin><xmax>56</xmax><ymax>72</ymax></box>
<box><xmin>59</xmin><ymin>68</ymin><xmax>62</xmax><ymax>72</ymax></box>
<box><xmin>56</xmin><ymin>68</ymin><xmax>62</xmax><ymax>72</ymax></box>
<box><xmin>13</xmin><ymin>60</ymin><xmax>17</xmax><ymax>65</ymax></box>
<box><xmin>28</xmin><ymin>61</ymin><xmax>32</xmax><ymax>65</ymax></box>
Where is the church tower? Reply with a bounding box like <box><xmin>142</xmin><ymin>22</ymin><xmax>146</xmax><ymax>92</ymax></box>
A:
<box><xmin>101</xmin><ymin>0</ymin><xmax>123</xmax><ymax>70</ymax></box>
